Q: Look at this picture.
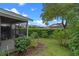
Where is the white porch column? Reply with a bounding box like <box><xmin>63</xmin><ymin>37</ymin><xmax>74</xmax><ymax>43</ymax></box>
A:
<box><xmin>11</xmin><ymin>24</ymin><xmax>16</xmax><ymax>39</ymax></box>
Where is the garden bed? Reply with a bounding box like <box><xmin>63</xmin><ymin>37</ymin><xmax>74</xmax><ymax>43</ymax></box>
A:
<box><xmin>10</xmin><ymin>42</ymin><xmax>46</xmax><ymax>56</ymax></box>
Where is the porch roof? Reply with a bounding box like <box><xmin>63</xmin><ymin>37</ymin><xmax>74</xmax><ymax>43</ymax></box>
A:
<box><xmin>0</xmin><ymin>8</ymin><xmax>32</xmax><ymax>23</ymax></box>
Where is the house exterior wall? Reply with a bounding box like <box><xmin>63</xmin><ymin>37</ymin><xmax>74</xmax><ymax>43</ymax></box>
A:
<box><xmin>0</xmin><ymin>22</ymin><xmax>28</xmax><ymax>51</ymax></box>
<box><xmin>0</xmin><ymin>18</ymin><xmax>28</xmax><ymax>51</ymax></box>
<box><xmin>0</xmin><ymin>39</ymin><xmax>15</xmax><ymax>51</ymax></box>
<box><xmin>0</xmin><ymin>24</ymin><xmax>16</xmax><ymax>51</ymax></box>
<box><xmin>0</xmin><ymin>9</ymin><xmax>30</xmax><ymax>51</ymax></box>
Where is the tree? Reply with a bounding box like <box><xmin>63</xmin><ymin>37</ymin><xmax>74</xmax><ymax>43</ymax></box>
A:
<box><xmin>41</xmin><ymin>3</ymin><xmax>79</xmax><ymax>28</ymax></box>
<box><xmin>41</xmin><ymin>3</ymin><xmax>79</xmax><ymax>55</ymax></box>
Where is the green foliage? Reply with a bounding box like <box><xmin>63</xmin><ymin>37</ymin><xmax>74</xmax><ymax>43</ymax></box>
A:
<box><xmin>0</xmin><ymin>50</ymin><xmax>8</xmax><ymax>56</ymax></box>
<box><xmin>68</xmin><ymin>32</ymin><xmax>79</xmax><ymax>55</ymax></box>
<box><xmin>41</xmin><ymin>31</ymin><xmax>48</xmax><ymax>38</ymax></box>
<box><xmin>52</xmin><ymin>29</ymin><xmax>62</xmax><ymax>40</ymax></box>
<box><xmin>73</xmin><ymin>50</ymin><xmax>79</xmax><ymax>56</ymax></box>
<box><xmin>29</xmin><ymin>28</ymin><xmax>53</xmax><ymax>38</ymax></box>
<box><xmin>48</xmin><ymin>32</ymin><xmax>53</xmax><ymax>38</ymax></box>
<box><xmin>40</xmin><ymin>3</ymin><xmax>79</xmax><ymax>56</ymax></box>
<box><xmin>52</xmin><ymin>29</ymin><xmax>72</xmax><ymax>47</ymax></box>
<box><xmin>30</xmin><ymin>32</ymin><xmax>39</xmax><ymax>39</ymax></box>
<box><xmin>15</xmin><ymin>36</ymin><xmax>31</xmax><ymax>52</ymax></box>
<box><xmin>41</xmin><ymin>3</ymin><xmax>78</xmax><ymax>24</ymax></box>
<box><xmin>53</xmin><ymin>30</ymin><xmax>64</xmax><ymax>46</ymax></box>
<box><xmin>66</xmin><ymin>21</ymin><xmax>79</xmax><ymax>55</ymax></box>
<box><xmin>31</xmin><ymin>38</ymin><xmax>72</xmax><ymax>56</ymax></box>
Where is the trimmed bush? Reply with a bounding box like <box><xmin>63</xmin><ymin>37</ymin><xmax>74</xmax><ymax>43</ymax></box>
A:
<box><xmin>15</xmin><ymin>36</ymin><xmax>31</xmax><ymax>52</ymax></box>
<box><xmin>28</xmin><ymin>28</ymin><xmax>53</xmax><ymax>38</ymax></box>
<box><xmin>41</xmin><ymin>31</ymin><xmax>48</xmax><ymax>38</ymax></box>
<box><xmin>30</xmin><ymin>32</ymin><xmax>39</xmax><ymax>39</ymax></box>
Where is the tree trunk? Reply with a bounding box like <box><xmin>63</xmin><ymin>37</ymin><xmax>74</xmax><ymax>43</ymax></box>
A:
<box><xmin>62</xmin><ymin>19</ymin><xmax>67</xmax><ymax>29</ymax></box>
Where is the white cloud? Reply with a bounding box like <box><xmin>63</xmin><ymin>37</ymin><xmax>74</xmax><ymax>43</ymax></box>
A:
<box><xmin>19</xmin><ymin>3</ymin><xmax>25</xmax><ymax>6</ymax></box>
<box><xmin>31</xmin><ymin>8</ymin><xmax>36</xmax><ymax>11</ymax></box>
<box><xmin>5</xmin><ymin>8</ymin><xmax>46</xmax><ymax>27</ymax></box>
<box><xmin>48</xmin><ymin>19</ymin><xmax>62</xmax><ymax>26</ymax></box>
<box><xmin>5</xmin><ymin>8</ymin><xmax>20</xmax><ymax>14</ymax></box>
<box><xmin>22</xmin><ymin>13</ymin><xmax>28</xmax><ymax>17</ymax></box>
<box><xmin>10</xmin><ymin>8</ymin><xmax>20</xmax><ymax>14</ymax></box>
<box><xmin>53</xmin><ymin>19</ymin><xmax>57</xmax><ymax>22</ymax></box>
<box><xmin>29</xmin><ymin>20</ymin><xmax>47</xmax><ymax>27</ymax></box>
<box><xmin>5</xmin><ymin>8</ymin><xmax>10</xmax><ymax>11</ymax></box>
<box><xmin>5</xmin><ymin>8</ymin><xmax>28</xmax><ymax>17</ymax></box>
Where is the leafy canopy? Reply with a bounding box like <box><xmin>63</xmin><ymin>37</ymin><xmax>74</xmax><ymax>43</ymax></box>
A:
<box><xmin>41</xmin><ymin>3</ymin><xmax>79</xmax><ymax>24</ymax></box>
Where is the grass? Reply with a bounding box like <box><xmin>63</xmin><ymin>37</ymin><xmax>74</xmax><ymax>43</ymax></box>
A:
<box><xmin>31</xmin><ymin>38</ymin><xmax>72</xmax><ymax>56</ymax></box>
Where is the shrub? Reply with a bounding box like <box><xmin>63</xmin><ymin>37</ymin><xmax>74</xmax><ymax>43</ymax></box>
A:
<box><xmin>73</xmin><ymin>50</ymin><xmax>79</xmax><ymax>56</ymax></box>
<box><xmin>52</xmin><ymin>29</ymin><xmax>64</xmax><ymax>40</ymax></box>
<box><xmin>0</xmin><ymin>50</ymin><xmax>8</xmax><ymax>56</ymax></box>
<box><xmin>15</xmin><ymin>36</ymin><xmax>31</xmax><ymax>52</ymax></box>
<box><xmin>28</xmin><ymin>28</ymin><xmax>53</xmax><ymax>38</ymax></box>
<box><xmin>48</xmin><ymin>30</ymin><xmax>54</xmax><ymax>38</ymax></box>
<box><xmin>68</xmin><ymin>32</ymin><xmax>79</xmax><ymax>55</ymax></box>
<box><xmin>52</xmin><ymin>29</ymin><xmax>70</xmax><ymax>47</ymax></box>
<box><xmin>30</xmin><ymin>32</ymin><xmax>39</xmax><ymax>39</ymax></box>
<box><xmin>40</xmin><ymin>31</ymin><xmax>48</xmax><ymax>38</ymax></box>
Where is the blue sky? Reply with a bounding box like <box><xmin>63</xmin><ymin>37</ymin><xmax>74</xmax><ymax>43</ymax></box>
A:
<box><xmin>0</xmin><ymin>3</ymin><xmax>42</xmax><ymax>20</ymax></box>
<box><xmin>0</xmin><ymin>3</ymin><xmax>62</xmax><ymax>27</ymax></box>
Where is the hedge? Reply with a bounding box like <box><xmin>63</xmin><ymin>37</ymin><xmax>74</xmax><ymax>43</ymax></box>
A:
<box><xmin>28</xmin><ymin>28</ymin><xmax>54</xmax><ymax>38</ymax></box>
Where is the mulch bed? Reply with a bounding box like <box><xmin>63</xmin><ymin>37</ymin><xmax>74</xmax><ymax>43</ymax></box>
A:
<box><xmin>10</xmin><ymin>42</ymin><xmax>46</xmax><ymax>56</ymax></box>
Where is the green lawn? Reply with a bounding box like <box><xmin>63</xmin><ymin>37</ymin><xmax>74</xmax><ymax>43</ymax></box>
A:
<box><xmin>31</xmin><ymin>38</ymin><xmax>72</xmax><ymax>56</ymax></box>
